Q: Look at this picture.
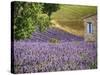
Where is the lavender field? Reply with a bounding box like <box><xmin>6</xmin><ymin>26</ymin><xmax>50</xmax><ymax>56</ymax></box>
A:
<box><xmin>12</xmin><ymin>2</ymin><xmax>97</xmax><ymax>73</ymax></box>
<box><xmin>13</xmin><ymin>28</ymin><xmax>97</xmax><ymax>73</ymax></box>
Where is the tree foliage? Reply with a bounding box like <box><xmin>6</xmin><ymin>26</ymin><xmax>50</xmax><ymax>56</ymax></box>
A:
<box><xmin>13</xmin><ymin>2</ymin><xmax>50</xmax><ymax>40</ymax></box>
<box><xmin>37</xmin><ymin>14</ymin><xmax>50</xmax><ymax>32</ymax></box>
<box><xmin>43</xmin><ymin>3</ymin><xmax>60</xmax><ymax>19</ymax></box>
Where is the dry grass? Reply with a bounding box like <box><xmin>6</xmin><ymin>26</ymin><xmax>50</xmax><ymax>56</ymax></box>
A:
<box><xmin>51</xmin><ymin>20</ymin><xmax>84</xmax><ymax>37</ymax></box>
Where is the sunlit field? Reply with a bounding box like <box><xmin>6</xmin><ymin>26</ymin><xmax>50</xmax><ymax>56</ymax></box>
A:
<box><xmin>12</xmin><ymin>3</ymin><xmax>97</xmax><ymax>73</ymax></box>
<box><xmin>51</xmin><ymin>5</ymin><xmax>97</xmax><ymax>36</ymax></box>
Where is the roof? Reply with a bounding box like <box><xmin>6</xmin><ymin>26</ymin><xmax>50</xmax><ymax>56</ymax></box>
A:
<box><xmin>83</xmin><ymin>13</ymin><xmax>97</xmax><ymax>19</ymax></box>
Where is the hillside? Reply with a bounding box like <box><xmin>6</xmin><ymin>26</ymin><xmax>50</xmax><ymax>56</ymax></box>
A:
<box><xmin>51</xmin><ymin>5</ymin><xmax>97</xmax><ymax>37</ymax></box>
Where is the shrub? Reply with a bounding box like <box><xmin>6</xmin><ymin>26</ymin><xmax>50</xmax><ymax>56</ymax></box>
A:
<box><xmin>49</xmin><ymin>38</ymin><xmax>60</xmax><ymax>44</ymax></box>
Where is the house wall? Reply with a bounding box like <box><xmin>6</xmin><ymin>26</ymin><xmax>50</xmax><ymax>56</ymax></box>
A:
<box><xmin>84</xmin><ymin>15</ymin><xmax>97</xmax><ymax>42</ymax></box>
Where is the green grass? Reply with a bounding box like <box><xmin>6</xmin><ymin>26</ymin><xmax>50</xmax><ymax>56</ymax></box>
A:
<box><xmin>51</xmin><ymin>4</ymin><xmax>97</xmax><ymax>31</ymax></box>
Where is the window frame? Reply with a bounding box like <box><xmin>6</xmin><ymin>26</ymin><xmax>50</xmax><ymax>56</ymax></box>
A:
<box><xmin>87</xmin><ymin>22</ymin><xmax>93</xmax><ymax>34</ymax></box>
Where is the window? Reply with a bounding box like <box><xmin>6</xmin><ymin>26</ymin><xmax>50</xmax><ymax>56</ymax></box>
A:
<box><xmin>87</xmin><ymin>22</ymin><xmax>93</xmax><ymax>33</ymax></box>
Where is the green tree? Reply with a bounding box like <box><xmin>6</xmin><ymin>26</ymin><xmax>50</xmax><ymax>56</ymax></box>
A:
<box><xmin>13</xmin><ymin>2</ymin><xmax>50</xmax><ymax>40</ymax></box>
<box><xmin>43</xmin><ymin>3</ymin><xmax>60</xmax><ymax>20</ymax></box>
<box><xmin>37</xmin><ymin>14</ymin><xmax>50</xmax><ymax>32</ymax></box>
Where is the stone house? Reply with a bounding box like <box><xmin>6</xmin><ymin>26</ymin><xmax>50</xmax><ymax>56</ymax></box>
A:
<box><xmin>83</xmin><ymin>14</ymin><xmax>97</xmax><ymax>42</ymax></box>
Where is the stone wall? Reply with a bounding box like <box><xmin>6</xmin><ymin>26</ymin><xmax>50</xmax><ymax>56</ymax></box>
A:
<box><xmin>83</xmin><ymin>15</ymin><xmax>97</xmax><ymax>42</ymax></box>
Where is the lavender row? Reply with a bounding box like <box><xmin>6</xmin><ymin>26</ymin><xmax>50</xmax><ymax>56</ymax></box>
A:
<box><xmin>17</xmin><ymin>28</ymin><xmax>84</xmax><ymax>42</ymax></box>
